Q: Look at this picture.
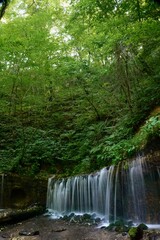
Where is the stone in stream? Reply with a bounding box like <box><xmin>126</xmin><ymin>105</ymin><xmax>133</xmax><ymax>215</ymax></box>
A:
<box><xmin>19</xmin><ymin>230</ymin><xmax>39</xmax><ymax>236</ymax></box>
<box><xmin>52</xmin><ymin>228</ymin><xmax>66</xmax><ymax>232</ymax></box>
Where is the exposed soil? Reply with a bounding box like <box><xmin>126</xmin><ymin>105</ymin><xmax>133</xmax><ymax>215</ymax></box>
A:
<box><xmin>0</xmin><ymin>215</ymin><xmax>129</xmax><ymax>240</ymax></box>
<box><xmin>1</xmin><ymin>215</ymin><xmax>160</xmax><ymax>240</ymax></box>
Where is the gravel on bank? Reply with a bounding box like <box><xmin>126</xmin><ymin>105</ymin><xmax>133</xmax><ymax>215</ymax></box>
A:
<box><xmin>1</xmin><ymin>215</ymin><xmax>160</xmax><ymax>240</ymax></box>
<box><xmin>0</xmin><ymin>215</ymin><xmax>130</xmax><ymax>240</ymax></box>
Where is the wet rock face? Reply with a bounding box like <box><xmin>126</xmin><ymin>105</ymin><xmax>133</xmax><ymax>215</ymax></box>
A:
<box><xmin>10</xmin><ymin>188</ymin><xmax>27</xmax><ymax>208</ymax></box>
<box><xmin>0</xmin><ymin>174</ymin><xmax>47</xmax><ymax>209</ymax></box>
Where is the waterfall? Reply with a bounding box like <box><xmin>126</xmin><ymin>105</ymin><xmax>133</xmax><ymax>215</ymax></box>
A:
<box><xmin>129</xmin><ymin>156</ymin><xmax>146</xmax><ymax>222</ymax></box>
<box><xmin>47</xmin><ymin>156</ymin><xmax>160</xmax><ymax>225</ymax></box>
<box><xmin>47</xmin><ymin>167</ymin><xmax>115</xmax><ymax>222</ymax></box>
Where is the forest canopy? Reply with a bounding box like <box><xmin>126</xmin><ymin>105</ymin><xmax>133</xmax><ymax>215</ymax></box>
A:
<box><xmin>0</xmin><ymin>0</ymin><xmax>160</xmax><ymax>177</ymax></box>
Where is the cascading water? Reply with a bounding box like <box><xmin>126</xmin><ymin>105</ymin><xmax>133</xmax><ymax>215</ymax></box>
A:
<box><xmin>47</xmin><ymin>166</ymin><xmax>115</xmax><ymax>222</ymax></box>
<box><xmin>129</xmin><ymin>156</ymin><xmax>146</xmax><ymax>222</ymax></box>
<box><xmin>47</xmin><ymin>156</ymin><xmax>160</xmax><ymax>226</ymax></box>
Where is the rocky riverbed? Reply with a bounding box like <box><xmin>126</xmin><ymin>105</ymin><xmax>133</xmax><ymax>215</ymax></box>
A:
<box><xmin>0</xmin><ymin>214</ymin><xmax>160</xmax><ymax>240</ymax></box>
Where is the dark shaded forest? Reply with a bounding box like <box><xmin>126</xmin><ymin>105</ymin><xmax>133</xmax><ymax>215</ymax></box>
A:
<box><xmin>0</xmin><ymin>0</ymin><xmax>160</xmax><ymax>177</ymax></box>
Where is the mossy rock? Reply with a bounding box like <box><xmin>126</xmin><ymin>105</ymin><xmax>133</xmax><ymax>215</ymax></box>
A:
<box><xmin>82</xmin><ymin>213</ymin><xmax>92</xmax><ymax>221</ymax></box>
<box><xmin>128</xmin><ymin>226</ymin><xmax>143</xmax><ymax>240</ymax></box>
<box><xmin>0</xmin><ymin>205</ymin><xmax>45</xmax><ymax>225</ymax></box>
<box><xmin>106</xmin><ymin>223</ymin><xmax>116</xmax><ymax>231</ymax></box>
<box><xmin>106</xmin><ymin>220</ymin><xmax>129</xmax><ymax>232</ymax></box>
<box><xmin>138</xmin><ymin>223</ymin><xmax>148</xmax><ymax>230</ymax></box>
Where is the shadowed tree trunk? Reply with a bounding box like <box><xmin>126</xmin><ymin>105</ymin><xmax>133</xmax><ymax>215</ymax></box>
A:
<box><xmin>0</xmin><ymin>0</ymin><xmax>10</xmax><ymax>19</ymax></box>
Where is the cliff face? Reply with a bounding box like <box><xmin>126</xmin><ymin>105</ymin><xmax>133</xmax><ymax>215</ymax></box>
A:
<box><xmin>0</xmin><ymin>174</ymin><xmax>47</xmax><ymax>209</ymax></box>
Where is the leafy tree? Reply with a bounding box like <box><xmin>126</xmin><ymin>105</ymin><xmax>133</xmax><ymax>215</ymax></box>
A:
<box><xmin>0</xmin><ymin>0</ymin><xmax>159</xmax><ymax>176</ymax></box>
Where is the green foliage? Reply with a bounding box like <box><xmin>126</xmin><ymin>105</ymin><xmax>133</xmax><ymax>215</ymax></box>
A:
<box><xmin>0</xmin><ymin>0</ymin><xmax>160</xmax><ymax>176</ymax></box>
<box><xmin>96</xmin><ymin>114</ymin><xmax>160</xmax><ymax>166</ymax></box>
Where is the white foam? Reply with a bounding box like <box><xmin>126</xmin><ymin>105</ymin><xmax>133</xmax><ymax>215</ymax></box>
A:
<box><xmin>146</xmin><ymin>224</ymin><xmax>160</xmax><ymax>229</ymax></box>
